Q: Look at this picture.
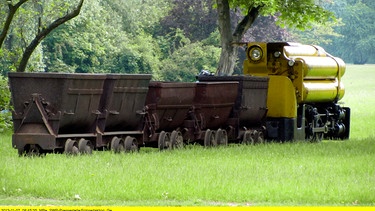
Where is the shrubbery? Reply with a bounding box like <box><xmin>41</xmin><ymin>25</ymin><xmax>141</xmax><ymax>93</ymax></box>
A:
<box><xmin>0</xmin><ymin>76</ymin><xmax>12</xmax><ymax>133</ymax></box>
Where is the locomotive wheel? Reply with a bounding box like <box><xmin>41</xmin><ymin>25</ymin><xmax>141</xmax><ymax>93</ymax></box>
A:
<box><xmin>64</xmin><ymin>139</ymin><xmax>79</xmax><ymax>155</ymax></box>
<box><xmin>242</xmin><ymin>130</ymin><xmax>254</xmax><ymax>145</ymax></box>
<box><xmin>215</xmin><ymin>129</ymin><xmax>228</xmax><ymax>146</ymax></box>
<box><xmin>78</xmin><ymin>138</ymin><xmax>92</xmax><ymax>155</ymax></box>
<box><xmin>124</xmin><ymin>136</ymin><xmax>139</xmax><ymax>153</ymax></box>
<box><xmin>158</xmin><ymin>131</ymin><xmax>171</xmax><ymax>150</ymax></box>
<box><xmin>312</xmin><ymin>117</ymin><xmax>324</xmax><ymax>142</ymax></box>
<box><xmin>305</xmin><ymin>105</ymin><xmax>324</xmax><ymax>142</ymax></box>
<box><xmin>305</xmin><ymin>118</ymin><xmax>314</xmax><ymax>141</ymax></box>
<box><xmin>305</xmin><ymin>117</ymin><xmax>324</xmax><ymax>142</ymax></box>
<box><xmin>111</xmin><ymin>136</ymin><xmax>124</xmax><ymax>153</ymax></box>
<box><xmin>170</xmin><ymin>130</ymin><xmax>184</xmax><ymax>149</ymax></box>
<box><xmin>204</xmin><ymin>129</ymin><xmax>216</xmax><ymax>147</ymax></box>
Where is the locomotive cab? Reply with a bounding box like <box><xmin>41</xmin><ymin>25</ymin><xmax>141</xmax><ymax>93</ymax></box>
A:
<box><xmin>243</xmin><ymin>42</ymin><xmax>350</xmax><ymax>142</ymax></box>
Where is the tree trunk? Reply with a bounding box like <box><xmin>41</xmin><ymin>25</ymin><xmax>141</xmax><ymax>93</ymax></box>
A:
<box><xmin>17</xmin><ymin>0</ymin><xmax>84</xmax><ymax>72</ymax></box>
<box><xmin>216</xmin><ymin>0</ymin><xmax>234</xmax><ymax>76</ymax></box>
<box><xmin>215</xmin><ymin>0</ymin><xmax>262</xmax><ymax>76</ymax></box>
<box><xmin>216</xmin><ymin>44</ymin><xmax>238</xmax><ymax>76</ymax></box>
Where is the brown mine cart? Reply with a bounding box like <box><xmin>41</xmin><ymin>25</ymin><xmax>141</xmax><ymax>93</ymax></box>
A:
<box><xmin>97</xmin><ymin>74</ymin><xmax>152</xmax><ymax>153</ymax></box>
<box><xmin>198</xmin><ymin>75</ymin><xmax>269</xmax><ymax>144</ymax></box>
<box><xmin>8</xmin><ymin>72</ymin><xmax>107</xmax><ymax>155</ymax></box>
<box><xmin>144</xmin><ymin>81</ymin><xmax>197</xmax><ymax>150</ymax></box>
<box><xmin>193</xmin><ymin>81</ymin><xmax>239</xmax><ymax>147</ymax></box>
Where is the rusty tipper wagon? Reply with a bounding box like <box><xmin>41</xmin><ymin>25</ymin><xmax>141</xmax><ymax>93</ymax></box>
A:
<box><xmin>8</xmin><ymin>72</ymin><xmax>152</xmax><ymax>155</ymax></box>
<box><xmin>98</xmin><ymin>74</ymin><xmax>152</xmax><ymax>152</ymax></box>
<box><xmin>143</xmin><ymin>81</ymin><xmax>239</xmax><ymax>149</ymax></box>
<box><xmin>8</xmin><ymin>72</ymin><xmax>106</xmax><ymax>155</ymax></box>
<box><xmin>197</xmin><ymin>75</ymin><xmax>269</xmax><ymax>144</ymax></box>
<box><xmin>144</xmin><ymin>82</ymin><xmax>197</xmax><ymax>149</ymax></box>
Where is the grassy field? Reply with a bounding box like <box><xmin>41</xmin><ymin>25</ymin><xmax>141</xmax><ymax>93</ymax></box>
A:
<box><xmin>341</xmin><ymin>65</ymin><xmax>375</xmax><ymax>139</ymax></box>
<box><xmin>0</xmin><ymin>65</ymin><xmax>374</xmax><ymax>206</ymax></box>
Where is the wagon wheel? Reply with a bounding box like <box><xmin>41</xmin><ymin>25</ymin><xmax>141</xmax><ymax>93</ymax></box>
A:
<box><xmin>215</xmin><ymin>129</ymin><xmax>228</xmax><ymax>146</ymax></box>
<box><xmin>124</xmin><ymin>136</ymin><xmax>139</xmax><ymax>153</ymax></box>
<box><xmin>111</xmin><ymin>136</ymin><xmax>124</xmax><ymax>153</ymax></box>
<box><xmin>257</xmin><ymin>131</ymin><xmax>265</xmax><ymax>144</ymax></box>
<box><xmin>204</xmin><ymin>129</ymin><xmax>216</xmax><ymax>147</ymax></box>
<box><xmin>242</xmin><ymin>130</ymin><xmax>254</xmax><ymax>145</ymax></box>
<box><xmin>17</xmin><ymin>148</ymin><xmax>26</xmax><ymax>156</ymax></box>
<box><xmin>170</xmin><ymin>130</ymin><xmax>184</xmax><ymax>149</ymax></box>
<box><xmin>78</xmin><ymin>138</ymin><xmax>93</xmax><ymax>155</ymax></box>
<box><xmin>64</xmin><ymin>139</ymin><xmax>79</xmax><ymax>155</ymax></box>
<box><xmin>20</xmin><ymin>144</ymin><xmax>42</xmax><ymax>157</ymax></box>
<box><xmin>152</xmin><ymin>113</ymin><xmax>160</xmax><ymax>131</ymax></box>
<box><xmin>158</xmin><ymin>131</ymin><xmax>171</xmax><ymax>150</ymax></box>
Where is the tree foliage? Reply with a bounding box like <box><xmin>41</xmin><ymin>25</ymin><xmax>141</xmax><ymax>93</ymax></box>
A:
<box><xmin>0</xmin><ymin>0</ymin><xmax>84</xmax><ymax>74</ymax></box>
<box><xmin>215</xmin><ymin>0</ymin><xmax>337</xmax><ymax>75</ymax></box>
<box><xmin>157</xmin><ymin>0</ymin><xmax>217</xmax><ymax>42</ymax></box>
<box><xmin>0</xmin><ymin>75</ymin><xmax>12</xmax><ymax>133</ymax></box>
<box><xmin>323</xmin><ymin>0</ymin><xmax>375</xmax><ymax>64</ymax></box>
<box><xmin>161</xmin><ymin>38</ymin><xmax>221</xmax><ymax>82</ymax></box>
<box><xmin>42</xmin><ymin>1</ymin><xmax>167</xmax><ymax>75</ymax></box>
<box><xmin>1</xmin><ymin>0</ymin><xmax>373</xmax><ymax>77</ymax></box>
<box><xmin>17</xmin><ymin>0</ymin><xmax>84</xmax><ymax>72</ymax></box>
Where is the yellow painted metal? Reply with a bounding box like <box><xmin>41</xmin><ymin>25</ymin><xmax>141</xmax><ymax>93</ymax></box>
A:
<box><xmin>243</xmin><ymin>43</ymin><xmax>268</xmax><ymax>76</ymax></box>
<box><xmin>266</xmin><ymin>76</ymin><xmax>297</xmax><ymax>118</ymax></box>
<box><xmin>243</xmin><ymin>41</ymin><xmax>346</xmax><ymax>114</ymax></box>
<box><xmin>294</xmin><ymin>56</ymin><xmax>346</xmax><ymax>79</ymax></box>
<box><xmin>284</xmin><ymin>44</ymin><xmax>327</xmax><ymax>57</ymax></box>
<box><xmin>302</xmin><ymin>80</ymin><xmax>345</xmax><ymax>103</ymax></box>
<box><xmin>292</xmin><ymin>55</ymin><xmax>346</xmax><ymax>103</ymax></box>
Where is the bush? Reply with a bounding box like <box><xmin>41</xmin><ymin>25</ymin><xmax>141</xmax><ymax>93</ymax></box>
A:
<box><xmin>160</xmin><ymin>42</ymin><xmax>220</xmax><ymax>82</ymax></box>
<box><xmin>0</xmin><ymin>75</ymin><xmax>12</xmax><ymax>133</ymax></box>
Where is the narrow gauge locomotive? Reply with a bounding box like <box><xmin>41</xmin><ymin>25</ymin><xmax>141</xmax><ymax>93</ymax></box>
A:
<box><xmin>8</xmin><ymin>42</ymin><xmax>350</xmax><ymax>155</ymax></box>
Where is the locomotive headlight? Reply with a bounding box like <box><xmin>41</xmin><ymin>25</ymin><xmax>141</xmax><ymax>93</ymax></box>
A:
<box><xmin>248</xmin><ymin>46</ymin><xmax>263</xmax><ymax>62</ymax></box>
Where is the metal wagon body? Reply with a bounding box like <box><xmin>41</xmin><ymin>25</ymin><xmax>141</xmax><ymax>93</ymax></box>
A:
<box><xmin>97</xmin><ymin>74</ymin><xmax>152</xmax><ymax>152</ymax></box>
<box><xmin>197</xmin><ymin>75</ymin><xmax>269</xmax><ymax>144</ymax></box>
<box><xmin>8</xmin><ymin>72</ymin><xmax>106</xmax><ymax>155</ymax></box>
<box><xmin>144</xmin><ymin>82</ymin><xmax>197</xmax><ymax>149</ymax></box>
<box><xmin>8</xmin><ymin>72</ymin><xmax>152</xmax><ymax>155</ymax></box>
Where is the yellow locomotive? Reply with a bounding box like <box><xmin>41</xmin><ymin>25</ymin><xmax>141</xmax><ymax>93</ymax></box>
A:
<box><xmin>243</xmin><ymin>42</ymin><xmax>350</xmax><ymax>141</ymax></box>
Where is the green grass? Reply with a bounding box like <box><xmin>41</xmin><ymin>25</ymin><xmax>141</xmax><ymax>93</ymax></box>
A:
<box><xmin>1</xmin><ymin>65</ymin><xmax>375</xmax><ymax>206</ymax></box>
<box><xmin>1</xmin><ymin>140</ymin><xmax>374</xmax><ymax>206</ymax></box>
<box><xmin>341</xmin><ymin>64</ymin><xmax>375</xmax><ymax>139</ymax></box>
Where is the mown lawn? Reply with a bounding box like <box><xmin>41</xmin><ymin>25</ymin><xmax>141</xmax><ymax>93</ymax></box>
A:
<box><xmin>0</xmin><ymin>65</ymin><xmax>374</xmax><ymax>206</ymax></box>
